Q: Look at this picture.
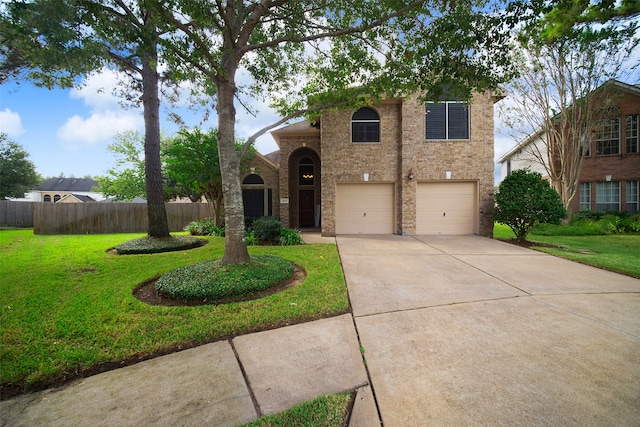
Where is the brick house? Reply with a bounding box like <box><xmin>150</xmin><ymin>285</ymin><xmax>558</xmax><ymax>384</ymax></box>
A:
<box><xmin>243</xmin><ymin>91</ymin><xmax>502</xmax><ymax>237</ymax></box>
<box><xmin>497</xmin><ymin>80</ymin><xmax>640</xmax><ymax>214</ymax></box>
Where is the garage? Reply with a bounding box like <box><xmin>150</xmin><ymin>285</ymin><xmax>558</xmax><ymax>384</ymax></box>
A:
<box><xmin>336</xmin><ymin>183</ymin><xmax>395</xmax><ymax>234</ymax></box>
<box><xmin>416</xmin><ymin>182</ymin><xmax>477</xmax><ymax>234</ymax></box>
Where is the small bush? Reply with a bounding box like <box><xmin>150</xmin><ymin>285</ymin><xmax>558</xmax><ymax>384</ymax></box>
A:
<box><xmin>252</xmin><ymin>216</ymin><xmax>282</xmax><ymax>242</ymax></box>
<box><xmin>280</xmin><ymin>228</ymin><xmax>304</xmax><ymax>246</ymax></box>
<box><xmin>245</xmin><ymin>230</ymin><xmax>258</xmax><ymax>246</ymax></box>
<box><xmin>114</xmin><ymin>235</ymin><xmax>204</xmax><ymax>254</ymax></box>
<box><xmin>494</xmin><ymin>169</ymin><xmax>566</xmax><ymax>242</ymax></box>
<box><xmin>185</xmin><ymin>218</ymin><xmax>224</xmax><ymax>236</ymax></box>
<box><xmin>155</xmin><ymin>254</ymin><xmax>294</xmax><ymax>301</ymax></box>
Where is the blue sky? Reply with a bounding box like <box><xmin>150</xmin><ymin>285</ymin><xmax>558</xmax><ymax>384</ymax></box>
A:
<box><xmin>0</xmin><ymin>69</ymin><xmax>282</xmax><ymax>179</ymax></box>
<box><xmin>1</xmin><ymin>68</ymin><xmax>514</xmax><ymax>181</ymax></box>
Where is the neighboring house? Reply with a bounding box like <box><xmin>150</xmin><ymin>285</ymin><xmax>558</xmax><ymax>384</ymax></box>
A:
<box><xmin>32</xmin><ymin>178</ymin><xmax>104</xmax><ymax>203</ymax></box>
<box><xmin>497</xmin><ymin>80</ymin><xmax>640</xmax><ymax>214</ymax></box>
<box><xmin>244</xmin><ymin>91</ymin><xmax>502</xmax><ymax>237</ymax></box>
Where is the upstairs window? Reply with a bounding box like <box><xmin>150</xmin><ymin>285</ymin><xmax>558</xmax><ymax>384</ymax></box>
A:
<box><xmin>352</xmin><ymin>107</ymin><xmax>380</xmax><ymax>143</ymax></box>
<box><xmin>595</xmin><ymin>117</ymin><xmax>620</xmax><ymax>155</ymax></box>
<box><xmin>426</xmin><ymin>102</ymin><xmax>469</xmax><ymax>140</ymax></box>
<box><xmin>626</xmin><ymin>115</ymin><xmax>638</xmax><ymax>154</ymax></box>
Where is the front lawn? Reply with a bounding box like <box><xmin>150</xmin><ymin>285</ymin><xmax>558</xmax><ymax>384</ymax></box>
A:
<box><xmin>0</xmin><ymin>230</ymin><xmax>348</xmax><ymax>396</ymax></box>
<box><xmin>493</xmin><ymin>223</ymin><xmax>640</xmax><ymax>278</ymax></box>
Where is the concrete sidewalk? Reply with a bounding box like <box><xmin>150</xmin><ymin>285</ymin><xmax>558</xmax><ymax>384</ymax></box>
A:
<box><xmin>2</xmin><ymin>234</ymin><xmax>639</xmax><ymax>426</ymax></box>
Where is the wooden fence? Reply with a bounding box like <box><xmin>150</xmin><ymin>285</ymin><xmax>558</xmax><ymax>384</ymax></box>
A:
<box><xmin>0</xmin><ymin>201</ymin><xmax>35</xmax><ymax>228</ymax></box>
<box><xmin>29</xmin><ymin>202</ymin><xmax>212</xmax><ymax>234</ymax></box>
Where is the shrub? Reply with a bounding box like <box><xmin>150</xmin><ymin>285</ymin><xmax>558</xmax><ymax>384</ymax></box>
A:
<box><xmin>184</xmin><ymin>218</ymin><xmax>224</xmax><ymax>236</ymax></box>
<box><xmin>280</xmin><ymin>228</ymin><xmax>304</xmax><ymax>245</ymax></box>
<box><xmin>494</xmin><ymin>169</ymin><xmax>566</xmax><ymax>242</ymax></box>
<box><xmin>155</xmin><ymin>254</ymin><xmax>294</xmax><ymax>301</ymax></box>
<box><xmin>252</xmin><ymin>216</ymin><xmax>282</xmax><ymax>242</ymax></box>
<box><xmin>114</xmin><ymin>235</ymin><xmax>204</xmax><ymax>254</ymax></box>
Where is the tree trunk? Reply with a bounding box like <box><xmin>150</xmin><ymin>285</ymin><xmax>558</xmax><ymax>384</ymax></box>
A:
<box><xmin>217</xmin><ymin>68</ymin><xmax>250</xmax><ymax>264</ymax></box>
<box><xmin>141</xmin><ymin>48</ymin><xmax>170</xmax><ymax>237</ymax></box>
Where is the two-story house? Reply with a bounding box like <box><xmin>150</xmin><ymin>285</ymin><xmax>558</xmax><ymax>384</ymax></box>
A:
<box><xmin>243</xmin><ymin>91</ymin><xmax>502</xmax><ymax>237</ymax></box>
<box><xmin>497</xmin><ymin>80</ymin><xmax>640</xmax><ymax>214</ymax></box>
<box><xmin>32</xmin><ymin>178</ymin><xmax>104</xmax><ymax>203</ymax></box>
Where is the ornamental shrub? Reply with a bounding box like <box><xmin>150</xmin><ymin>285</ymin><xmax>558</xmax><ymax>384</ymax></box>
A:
<box><xmin>494</xmin><ymin>169</ymin><xmax>566</xmax><ymax>242</ymax></box>
<box><xmin>252</xmin><ymin>216</ymin><xmax>282</xmax><ymax>242</ymax></box>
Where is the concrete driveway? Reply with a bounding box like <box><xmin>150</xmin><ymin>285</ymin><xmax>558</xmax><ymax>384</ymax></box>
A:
<box><xmin>338</xmin><ymin>234</ymin><xmax>640</xmax><ymax>426</ymax></box>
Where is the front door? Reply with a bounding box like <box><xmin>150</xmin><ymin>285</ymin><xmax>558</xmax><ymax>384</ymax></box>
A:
<box><xmin>299</xmin><ymin>190</ymin><xmax>315</xmax><ymax>227</ymax></box>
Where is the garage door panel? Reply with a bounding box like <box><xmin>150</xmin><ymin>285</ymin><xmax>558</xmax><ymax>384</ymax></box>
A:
<box><xmin>336</xmin><ymin>184</ymin><xmax>394</xmax><ymax>234</ymax></box>
<box><xmin>417</xmin><ymin>182</ymin><xmax>476</xmax><ymax>234</ymax></box>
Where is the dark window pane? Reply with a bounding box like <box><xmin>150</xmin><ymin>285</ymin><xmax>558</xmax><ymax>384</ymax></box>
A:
<box><xmin>242</xmin><ymin>174</ymin><xmax>264</xmax><ymax>185</ymax></box>
<box><xmin>299</xmin><ymin>164</ymin><xmax>314</xmax><ymax>185</ymax></box>
<box><xmin>352</xmin><ymin>107</ymin><xmax>380</xmax><ymax>142</ymax></box>
<box><xmin>242</xmin><ymin>189</ymin><xmax>264</xmax><ymax>217</ymax></box>
<box><xmin>426</xmin><ymin>103</ymin><xmax>446</xmax><ymax>139</ymax></box>
<box><xmin>448</xmin><ymin>103</ymin><xmax>469</xmax><ymax>139</ymax></box>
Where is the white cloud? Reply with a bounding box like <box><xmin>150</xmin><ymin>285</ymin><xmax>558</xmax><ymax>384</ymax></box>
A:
<box><xmin>57</xmin><ymin>111</ymin><xmax>143</xmax><ymax>147</ymax></box>
<box><xmin>70</xmin><ymin>68</ymin><xmax>125</xmax><ymax>110</ymax></box>
<box><xmin>0</xmin><ymin>108</ymin><xmax>25</xmax><ymax>137</ymax></box>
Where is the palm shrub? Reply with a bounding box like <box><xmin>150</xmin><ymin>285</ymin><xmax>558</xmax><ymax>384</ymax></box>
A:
<box><xmin>495</xmin><ymin>169</ymin><xmax>566</xmax><ymax>242</ymax></box>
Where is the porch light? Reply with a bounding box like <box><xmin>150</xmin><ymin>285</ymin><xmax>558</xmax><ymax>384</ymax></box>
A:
<box><xmin>364</xmin><ymin>173</ymin><xmax>369</xmax><ymax>181</ymax></box>
<box><xmin>407</xmin><ymin>169</ymin><xmax>415</xmax><ymax>180</ymax></box>
<box><xmin>446</xmin><ymin>171</ymin><xmax>452</xmax><ymax>179</ymax></box>
<box><xmin>302</xmin><ymin>174</ymin><xmax>314</xmax><ymax>179</ymax></box>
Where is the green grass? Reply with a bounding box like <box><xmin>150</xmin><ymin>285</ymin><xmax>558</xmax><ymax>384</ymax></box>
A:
<box><xmin>493</xmin><ymin>223</ymin><xmax>640</xmax><ymax>278</ymax></box>
<box><xmin>0</xmin><ymin>230</ymin><xmax>348</xmax><ymax>394</ymax></box>
<box><xmin>241</xmin><ymin>393</ymin><xmax>352</xmax><ymax>427</ymax></box>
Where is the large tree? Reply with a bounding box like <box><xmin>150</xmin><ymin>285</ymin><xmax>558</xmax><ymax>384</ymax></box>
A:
<box><xmin>155</xmin><ymin>0</ymin><xmax>518</xmax><ymax>264</ymax></box>
<box><xmin>0</xmin><ymin>133</ymin><xmax>40</xmax><ymax>200</ymax></box>
<box><xmin>0</xmin><ymin>0</ymin><xmax>178</xmax><ymax>237</ymax></box>
<box><xmin>500</xmin><ymin>25</ymin><xmax>638</xmax><ymax>220</ymax></box>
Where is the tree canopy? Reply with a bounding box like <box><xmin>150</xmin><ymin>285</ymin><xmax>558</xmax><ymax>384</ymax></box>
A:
<box><xmin>0</xmin><ymin>134</ymin><xmax>40</xmax><ymax>200</ymax></box>
<box><xmin>163</xmin><ymin>128</ymin><xmax>254</xmax><ymax>226</ymax></box>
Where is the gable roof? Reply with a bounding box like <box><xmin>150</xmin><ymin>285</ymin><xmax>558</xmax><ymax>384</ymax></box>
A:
<box><xmin>34</xmin><ymin>178</ymin><xmax>99</xmax><ymax>192</ymax></box>
<box><xmin>57</xmin><ymin>194</ymin><xmax>96</xmax><ymax>203</ymax></box>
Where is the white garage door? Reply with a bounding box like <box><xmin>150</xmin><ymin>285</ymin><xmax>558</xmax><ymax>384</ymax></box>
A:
<box><xmin>417</xmin><ymin>182</ymin><xmax>476</xmax><ymax>234</ymax></box>
<box><xmin>336</xmin><ymin>183</ymin><xmax>394</xmax><ymax>234</ymax></box>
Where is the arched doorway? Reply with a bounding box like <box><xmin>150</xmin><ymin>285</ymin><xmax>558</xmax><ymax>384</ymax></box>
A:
<box><xmin>288</xmin><ymin>148</ymin><xmax>321</xmax><ymax>228</ymax></box>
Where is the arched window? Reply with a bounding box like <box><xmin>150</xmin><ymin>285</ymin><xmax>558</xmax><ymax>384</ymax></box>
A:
<box><xmin>299</xmin><ymin>157</ymin><xmax>314</xmax><ymax>185</ymax></box>
<box><xmin>44</xmin><ymin>195</ymin><xmax>51</xmax><ymax>202</ymax></box>
<box><xmin>352</xmin><ymin>107</ymin><xmax>380</xmax><ymax>143</ymax></box>
<box><xmin>53</xmin><ymin>194</ymin><xmax>61</xmax><ymax>202</ymax></box>
<box><xmin>243</xmin><ymin>174</ymin><xmax>264</xmax><ymax>185</ymax></box>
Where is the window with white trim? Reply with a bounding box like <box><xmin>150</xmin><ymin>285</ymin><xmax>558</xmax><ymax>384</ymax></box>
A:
<box><xmin>579</xmin><ymin>182</ymin><xmax>591</xmax><ymax>211</ymax></box>
<box><xmin>627</xmin><ymin>180</ymin><xmax>638</xmax><ymax>213</ymax></box>
<box><xmin>595</xmin><ymin>117</ymin><xmax>620</xmax><ymax>155</ymax></box>
<box><xmin>596</xmin><ymin>181</ymin><xmax>620</xmax><ymax>211</ymax></box>
<box><xmin>352</xmin><ymin>107</ymin><xmax>380</xmax><ymax>143</ymax></box>
<box><xmin>425</xmin><ymin>102</ymin><xmax>469</xmax><ymax>140</ymax></box>
<box><xmin>626</xmin><ymin>115</ymin><xmax>638</xmax><ymax>154</ymax></box>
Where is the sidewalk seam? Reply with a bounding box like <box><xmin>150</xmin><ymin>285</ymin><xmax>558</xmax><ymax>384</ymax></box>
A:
<box><xmin>229</xmin><ymin>338</ymin><xmax>263</xmax><ymax>419</ymax></box>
